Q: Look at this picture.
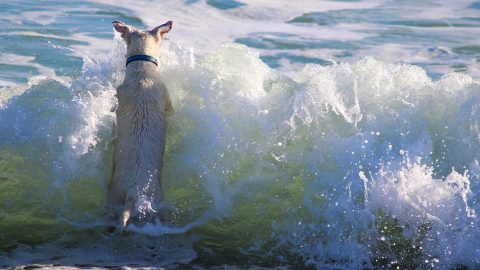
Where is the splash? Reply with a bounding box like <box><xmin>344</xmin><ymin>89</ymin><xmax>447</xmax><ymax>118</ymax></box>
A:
<box><xmin>2</xmin><ymin>39</ymin><xmax>480</xmax><ymax>268</ymax></box>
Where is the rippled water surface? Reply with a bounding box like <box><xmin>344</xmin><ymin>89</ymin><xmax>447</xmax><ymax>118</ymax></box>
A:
<box><xmin>1</xmin><ymin>0</ymin><xmax>480</xmax><ymax>269</ymax></box>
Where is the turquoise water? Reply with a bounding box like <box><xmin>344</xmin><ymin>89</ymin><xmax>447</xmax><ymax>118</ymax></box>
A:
<box><xmin>1</xmin><ymin>0</ymin><xmax>480</xmax><ymax>269</ymax></box>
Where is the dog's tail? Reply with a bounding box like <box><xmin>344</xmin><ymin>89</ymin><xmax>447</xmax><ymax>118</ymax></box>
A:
<box><xmin>120</xmin><ymin>193</ymin><xmax>135</xmax><ymax>233</ymax></box>
<box><xmin>120</xmin><ymin>205</ymin><xmax>131</xmax><ymax>233</ymax></box>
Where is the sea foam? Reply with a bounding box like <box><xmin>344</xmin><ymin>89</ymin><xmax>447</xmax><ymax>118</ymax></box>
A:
<box><xmin>1</xmin><ymin>35</ymin><xmax>480</xmax><ymax>268</ymax></box>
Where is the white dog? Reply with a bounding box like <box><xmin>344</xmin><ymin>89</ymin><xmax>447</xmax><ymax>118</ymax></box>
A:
<box><xmin>109</xmin><ymin>20</ymin><xmax>173</xmax><ymax>232</ymax></box>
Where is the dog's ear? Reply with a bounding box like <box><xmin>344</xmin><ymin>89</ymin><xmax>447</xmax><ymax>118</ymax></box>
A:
<box><xmin>150</xmin><ymin>21</ymin><xmax>173</xmax><ymax>40</ymax></box>
<box><xmin>112</xmin><ymin>21</ymin><xmax>133</xmax><ymax>38</ymax></box>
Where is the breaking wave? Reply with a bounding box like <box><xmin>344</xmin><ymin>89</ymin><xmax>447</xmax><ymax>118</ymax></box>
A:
<box><xmin>1</xmin><ymin>37</ymin><xmax>480</xmax><ymax>269</ymax></box>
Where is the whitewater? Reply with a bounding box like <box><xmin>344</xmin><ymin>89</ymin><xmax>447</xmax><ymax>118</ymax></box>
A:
<box><xmin>1</xmin><ymin>0</ymin><xmax>480</xmax><ymax>269</ymax></box>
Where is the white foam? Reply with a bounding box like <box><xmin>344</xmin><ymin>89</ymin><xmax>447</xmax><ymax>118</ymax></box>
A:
<box><xmin>364</xmin><ymin>158</ymin><xmax>479</xmax><ymax>268</ymax></box>
<box><xmin>52</xmin><ymin>41</ymin><xmax>480</xmax><ymax>267</ymax></box>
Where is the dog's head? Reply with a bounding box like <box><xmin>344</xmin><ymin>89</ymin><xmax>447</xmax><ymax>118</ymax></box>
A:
<box><xmin>112</xmin><ymin>20</ymin><xmax>173</xmax><ymax>58</ymax></box>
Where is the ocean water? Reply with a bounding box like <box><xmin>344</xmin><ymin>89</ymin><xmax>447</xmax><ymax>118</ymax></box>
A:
<box><xmin>1</xmin><ymin>0</ymin><xmax>480</xmax><ymax>269</ymax></box>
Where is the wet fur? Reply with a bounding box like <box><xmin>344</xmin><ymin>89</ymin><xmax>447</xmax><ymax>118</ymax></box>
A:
<box><xmin>109</xmin><ymin>21</ymin><xmax>172</xmax><ymax>231</ymax></box>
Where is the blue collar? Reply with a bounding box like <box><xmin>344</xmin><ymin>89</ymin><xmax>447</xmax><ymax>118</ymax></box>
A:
<box><xmin>126</xmin><ymin>54</ymin><xmax>158</xmax><ymax>67</ymax></box>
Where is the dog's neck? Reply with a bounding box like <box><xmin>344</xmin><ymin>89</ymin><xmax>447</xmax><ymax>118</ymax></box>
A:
<box><xmin>124</xmin><ymin>59</ymin><xmax>159</xmax><ymax>85</ymax></box>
